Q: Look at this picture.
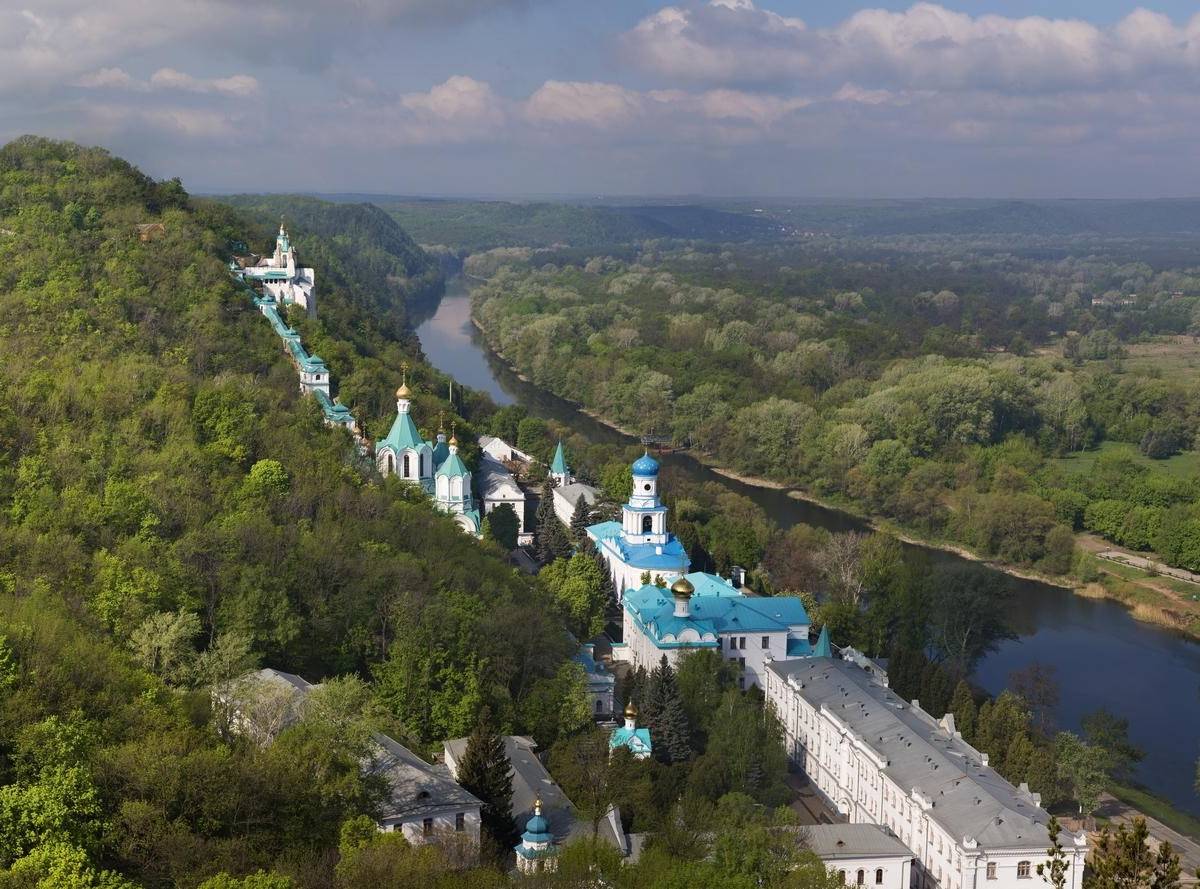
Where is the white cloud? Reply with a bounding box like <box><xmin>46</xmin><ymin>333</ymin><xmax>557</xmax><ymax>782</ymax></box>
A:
<box><xmin>624</xmin><ymin>2</ymin><xmax>1200</xmax><ymax>92</ymax></box>
<box><xmin>524</xmin><ymin>81</ymin><xmax>644</xmax><ymax>127</ymax></box>
<box><xmin>149</xmin><ymin>68</ymin><xmax>260</xmax><ymax>97</ymax></box>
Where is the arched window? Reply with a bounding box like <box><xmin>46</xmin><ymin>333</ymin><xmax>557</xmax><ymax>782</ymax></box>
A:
<box><xmin>403</xmin><ymin>454</ymin><xmax>411</xmax><ymax>478</ymax></box>
<box><xmin>386</xmin><ymin>453</ymin><xmax>394</xmax><ymax>475</ymax></box>
<box><xmin>875</xmin><ymin>869</ymin><xmax>884</xmax><ymax>885</ymax></box>
<box><xmin>838</xmin><ymin>871</ymin><xmax>846</xmax><ymax>883</ymax></box>
<box><xmin>856</xmin><ymin>870</ymin><xmax>865</xmax><ymax>885</ymax></box>
<box><xmin>986</xmin><ymin>863</ymin><xmax>996</xmax><ymax>880</ymax></box>
<box><xmin>642</xmin><ymin>514</ymin><xmax>653</xmax><ymax>533</ymax></box>
<box><xmin>595</xmin><ymin>699</ymin><xmax>603</xmax><ymax>713</ymax></box>
<box><xmin>420</xmin><ymin>451</ymin><xmax>427</xmax><ymax>477</ymax></box>
<box><xmin>1017</xmin><ymin>862</ymin><xmax>1031</xmax><ymax>879</ymax></box>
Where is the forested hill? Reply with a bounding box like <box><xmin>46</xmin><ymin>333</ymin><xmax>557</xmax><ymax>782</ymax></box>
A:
<box><xmin>322</xmin><ymin>196</ymin><xmax>784</xmax><ymax>250</ymax></box>
<box><xmin>216</xmin><ymin>193</ymin><xmax>443</xmax><ymax>332</ymax></box>
<box><xmin>0</xmin><ymin>137</ymin><xmax>567</xmax><ymax>885</ymax></box>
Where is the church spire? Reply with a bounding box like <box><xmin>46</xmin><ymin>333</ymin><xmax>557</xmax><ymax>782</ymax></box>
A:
<box><xmin>813</xmin><ymin>624</ymin><xmax>832</xmax><ymax>658</ymax></box>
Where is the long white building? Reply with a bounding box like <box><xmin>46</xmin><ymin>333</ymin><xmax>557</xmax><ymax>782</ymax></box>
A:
<box><xmin>764</xmin><ymin>657</ymin><xmax>1086</xmax><ymax>889</ymax></box>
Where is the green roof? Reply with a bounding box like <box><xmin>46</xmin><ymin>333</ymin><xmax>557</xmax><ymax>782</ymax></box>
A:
<box><xmin>435</xmin><ymin>450</ymin><xmax>470</xmax><ymax>478</ymax></box>
<box><xmin>813</xmin><ymin>625</ymin><xmax>832</xmax><ymax>658</ymax></box>
<box><xmin>550</xmin><ymin>441</ymin><xmax>568</xmax><ymax>475</ymax></box>
<box><xmin>380</xmin><ymin>411</ymin><xmax>427</xmax><ymax>453</ymax></box>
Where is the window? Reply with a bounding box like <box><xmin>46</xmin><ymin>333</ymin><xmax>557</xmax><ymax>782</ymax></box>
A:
<box><xmin>986</xmin><ymin>863</ymin><xmax>996</xmax><ymax>880</ymax></box>
<box><xmin>422</xmin><ymin>818</ymin><xmax>434</xmax><ymax>837</ymax></box>
<box><xmin>386</xmin><ymin>454</ymin><xmax>394</xmax><ymax>474</ymax></box>
<box><xmin>739</xmin><ymin>636</ymin><xmax>746</xmax><ymax>649</ymax></box>
<box><xmin>595</xmin><ymin>699</ymin><xmax>603</xmax><ymax>713</ymax></box>
<box><xmin>1018</xmin><ymin>862</ymin><xmax>1031</xmax><ymax>879</ymax></box>
<box><xmin>838</xmin><ymin>871</ymin><xmax>846</xmax><ymax>883</ymax></box>
<box><xmin>761</xmin><ymin>636</ymin><xmax>770</xmax><ymax>649</ymax></box>
<box><xmin>876</xmin><ymin>869</ymin><xmax>884</xmax><ymax>885</ymax></box>
<box><xmin>455</xmin><ymin>813</ymin><xmax>465</xmax><ymax>832</ymax></box>
<box><xmin>643</xmin><ymin>483</ymin><xmax>652</xmax><ymax>491</ymax></box>
<box><xmin>738</xmin><ymin>657</ymin><xmax>746</xmax><ymax>669</ymax></box>
<box><xmin>403</xmin><ymin>454</ymin><xmax>411</xmax><ymax>478</ymax></box>
<box><xmin>642</xmin><ymin>515</ymin><xmax>653</xmax><ymax>533</ymax></box>
<box><xmin>857</xmin><ymin>870</ymin><xmax>865</xmax><ymax>885</ymax></box>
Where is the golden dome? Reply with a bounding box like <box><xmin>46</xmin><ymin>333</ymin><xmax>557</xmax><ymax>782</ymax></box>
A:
<box><xmin>624</xmin><ymin>701</ymin><xmax>638</xmax><ymax>719</ymax></box>
<box><xmin>396</xmin><ymin>383</ymin><xmax>411</xmax><ymax>399</ymax></box>
<box><xmin>670</xmin><ymin>575</ymin><xmax>695</xmax><ymax>597</ymax></box>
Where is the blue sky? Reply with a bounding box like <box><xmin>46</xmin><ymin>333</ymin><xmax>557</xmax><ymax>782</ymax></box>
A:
<box><xmin>3</xmin><ymin>1</ymin><xmax>1200</xmax><ymax>197</ymax></box>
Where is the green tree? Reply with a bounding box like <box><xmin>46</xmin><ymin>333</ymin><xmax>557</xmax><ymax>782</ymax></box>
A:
<box><xmin>1082</xmin><ymin>709</ymin><xmax>1144</xmax><ymax>783</ymax></box>
<box><xmin>1055</xmin><ymin>732</ymin><xmax>1109</xmax><ymax>817</ymax></box>
<box><xmin>538</xmin><ymin>554</ymin><xmax>608</xmax><ymax>641</ymax></box>
<box><xmin>1037</xmin><ymin>816</ymin><xmax>1069</xmax><ymax>889</ymax></box>
<box><xmin>949</xmin><ymin>680</ymin><xmax>978</xmax><ymax>742</ymax></box>
<box><xmin>455</xmin><ymin>709</ymin><xmax>518</xmax><ymax>859</ymax></box>
<box><xmin>569</xmin><ymin>494</ymin><xmax>593</xmax><ymax>541</ymax></box>
<box><xmin>642</xmin><ymin>656</ymin><xmax>691</xmax><ymax>766</ymax></box>
<box><xmin>1086</xmin><ymin>817</ymin><xmax>1180</xmax><ymax>889</ymax></box>
<box><xmin>483</xmin><ymin>502</ymin><xmax>520</xmax><ymax>550</ymax></box>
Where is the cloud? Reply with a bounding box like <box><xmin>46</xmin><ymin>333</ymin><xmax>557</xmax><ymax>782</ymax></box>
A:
<box><xmin>148</xmin><ymin>69</ymin><xmax>260</xmax><ymax>97</ymax></box>
<box><xmin>524</xmin><ymin>81</ymin><xmax>644</xmax><ymax>127</ymax></box>
<box><xmin>624</xmin><ymin>1</ymin><xmax>1200</xmax><ymax>92</ymax></box>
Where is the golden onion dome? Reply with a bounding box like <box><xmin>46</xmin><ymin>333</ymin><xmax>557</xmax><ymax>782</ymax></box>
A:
<box><xmin>449</xmin><ymin>433</ymin><xmax>459</xmax><ymax>447</ymax></box>
<box><xmin>396</xmin><ymin>382</ymin><xmax>411</xmax><ymax>399</ymax></box>
<box><xmin>624</xmin><ymin>701</ymin><xmax>638</xmax><ymax>719</ymax></box>
<box><xmin>670</xmin><ymin>575</ymin><xmax>695</xmax><ymax>597</ymax></box>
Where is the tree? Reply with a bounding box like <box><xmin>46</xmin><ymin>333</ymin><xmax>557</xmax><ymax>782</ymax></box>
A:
<box><xmin>1086</xmin><ymin>817</ymin><xmax>1180</xmax><ymax>889</ymax></box>
<box><xmin>926</xmin><ymin>564</ymin><xmax>1013</xmax><ymax>672</ymax></box>
<box><xmin>1055</xmin><ymin>732</ymin><xmax>1108</xmax><ymax>817</ymax></box>
<box><xmin>547</xmin><ymin>729</ymin><xmax>621</xmax><ymax>839</ymax></box>
<box><xmin>455</xmin><ymin>709</ymin><xmax>518</xmax><ymax>859</ymax></box>
<box><xmin>1037</xmin><ymin>816</ymin><xmax>1068</xmax><ymax>889</ymax></box>
<box><xmin>569</xmin><ymin>494</ymin><xmax>592</xmax><ymax>541</ymax></box>
<box><xmin>676</xmin><ymin>650</ymin><xmax>738</xmax><ymax>745</ymax></box>
<box><xmin>538</xmin><ymin>554</ymin><xmax>608</xmax><ymax>640</ymax></box>
<box><xmin>483</xmin><ymin>502</ymin><xmax>519</xmax><ymax>551</ymax></box>
<box><xmin>1082</xmin><ymin>709</ymin><xmax>1144</xmax><ymax>783</ymax></box>
<box><xmin>1010</xmin><ymin>662</ymin><xmax>1060</xmax><ymax>736</ymax></box>
<box><xmin>949</xmin><ymin>680</ymin><xmax>978</xmax><ymax>742</ymax></box>
<box><xmin>129</xmin><ymin>610</ymin><xmax>201</xmax><ymax>686</ymax></box>
<box><xmin>537</xmin><ymin>517</ymin><xmax>572</xmax><ymax>565</ymax></box>
<box><xmin>642</xmin><ymin>656</ymin><xmax>691</xmax><ymax>766</ymax></box>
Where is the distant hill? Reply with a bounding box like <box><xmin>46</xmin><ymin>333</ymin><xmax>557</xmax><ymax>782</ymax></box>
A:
<box><xmin>317</xmin><ymin>195</ymin><xmax>783</xmax><ymax>250</ymax></box>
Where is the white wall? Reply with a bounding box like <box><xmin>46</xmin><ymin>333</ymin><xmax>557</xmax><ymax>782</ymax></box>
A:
<box><xmin>384</xmin><ymin>807</ymin><xmax>481</xmax><ymax>863</ymax></box>
<box><xmin>826</xmin><ymin>855</ymin><xmax>912</xmax><ymax>889</ymax></box>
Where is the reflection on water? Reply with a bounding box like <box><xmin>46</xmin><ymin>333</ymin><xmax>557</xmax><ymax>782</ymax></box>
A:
<box><xmin>416</xmin><ymin>277</ymin><xmax>1200</xmax><ymax>817</ymax></box>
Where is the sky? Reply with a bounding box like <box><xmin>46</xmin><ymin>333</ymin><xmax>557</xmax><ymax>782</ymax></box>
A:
<box><xmin>4</xmin><ymin>0</ymin><xmax>1200</xmax><ymax>198</ymax></box>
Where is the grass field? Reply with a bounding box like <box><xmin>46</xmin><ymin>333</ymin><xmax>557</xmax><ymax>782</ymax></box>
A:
<box><xmin>1054</xmin><ymin>440</ymin><xmax>1200</xmax><ymax>479</ymax></box>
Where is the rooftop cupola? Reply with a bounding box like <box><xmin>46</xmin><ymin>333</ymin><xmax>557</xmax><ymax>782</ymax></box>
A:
<box><xmin>671</xmin><ymin>574</ymin><xmax>694</xmax><ymax>618</ymax></box>
<box><xmin>623</xmin><ymin>701</ymin><xmax>638</xmax><ymax>731</ymax></box>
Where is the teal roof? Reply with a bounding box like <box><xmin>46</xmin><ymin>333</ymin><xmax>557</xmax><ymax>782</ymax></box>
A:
<box><xmin>524</xmin><ymin>811</ymin><xmax>550</xmax><ymax>837</ymax></box>
<box><xmin>435</xmin><ymin>450</ymin><xmax>470</xmax><ymax>478</ymax></box>
<box><xmin>813</xmin><ymin>625</ymin><xmax>832</xmax><ymax>658</ymax></box>
<box><xmin>610</xmin><ymin>726</ymin><xmax>652</xmax><ymax>755</ymax></box>
<box><xmin>623</xmin><ymin>575</ymin><xmax>810</xmax><ymax>648</ymax></box>
<box><xmin>550</xmin><ymin>441</ymin><xmax>569</xmax><ymax>475</ymax></box>
<box><xmin>432</xmin><ymin>436</ymin><xmax>449</xmax><ymax>466</ymax></box>
<box><xmin>379</xmin><ymin>411</ymin><xmax>427</xmax><ymax>454</ymax></box>
<box><xmin>586</xmin><ymin>520</ymin><xmax>623</xmax><ymax>542</ymax></box>
<box><xmin>680</xmin><ymin>571</ymin><xmax>741</xmax><ymax>598</ymax></box>
<box><xmin>786</xmin><ymin>637</ymin><xmax>813</xmax><ymax>657</ymax></box>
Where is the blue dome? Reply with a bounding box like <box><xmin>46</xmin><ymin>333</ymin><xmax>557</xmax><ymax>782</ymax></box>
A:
<box><xmin>631</xmin><ymin>452</ymin><xmax>659</xmax><ymax>476</ymax></box>
<box><xmin>525</xmin><ymin>812</ymin><xmax>550</xmax><ymax>835</ymax></box>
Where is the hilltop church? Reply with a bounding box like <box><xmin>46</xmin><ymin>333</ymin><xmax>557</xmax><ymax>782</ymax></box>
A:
<box><xmin>239</xmin><ymin>222</ymin><xmax>316</xmax><ymax>316</ymax></box>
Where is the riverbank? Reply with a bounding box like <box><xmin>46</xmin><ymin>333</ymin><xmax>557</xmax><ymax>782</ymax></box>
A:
<box><xmin>471</xmin><ymin>311</ymin><xmax>1200</xmax><ymax>641</ymax></box>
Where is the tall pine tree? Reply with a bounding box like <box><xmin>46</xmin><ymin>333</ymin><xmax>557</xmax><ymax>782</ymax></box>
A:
<box><xmin>644</xmin><ymin>656</ymin><xmax>692</xmax><ymax>765</ymax></box>
<box><xmin>569</xmin><ymin>494</ymin><xmax>592</xmax><ymax>541</ymax></box>
<box><xmin>456</xmin><ymin>709</ymin><xmax>518</xmax><ymax>859</ymax></box>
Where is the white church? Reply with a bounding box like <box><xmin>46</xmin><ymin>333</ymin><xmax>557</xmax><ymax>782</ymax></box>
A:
<box><xmin>375</xmin><ymin>372</ymin><xmax>481</xmax><ymax>536</ymax></box>
<box><xmin>239</xmin><ymin>222</ymin><xmax>316</xmax><ymax>316</ymax></box>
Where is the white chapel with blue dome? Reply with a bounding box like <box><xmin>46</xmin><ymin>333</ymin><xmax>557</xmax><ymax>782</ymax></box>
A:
<box><xmin>586</xmin><ymin>451</ymin><xmax>690</xmax><ymax>598</ymax></box>
<box><xmin>591</xmin><ymin>451</ymin><xmax>824</xmax><ymax>691</ymax></box>
<box><xmin>375</xmin><ymin>371</ymin><xmax>481</xmax><ymax>536</ymax></box>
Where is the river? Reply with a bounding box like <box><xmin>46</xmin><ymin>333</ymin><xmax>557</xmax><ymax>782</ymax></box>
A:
<box><xmin>415</xmin><ymin>275</ymin><xmax>1200</xmax><ymax>818</ymax></box>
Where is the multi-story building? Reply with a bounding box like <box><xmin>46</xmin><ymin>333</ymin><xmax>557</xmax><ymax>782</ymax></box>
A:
<box><xmin>806</xmin><ymin>824</ymin><xmax>915</xmax><ymax>889</ymax></box>
<box><xmin>764</xmin><ymin>657</ymin><xmax>1087</xmax><ymax>889</ymax></box>
<box><xmin>621</xmin><ymin>573</ymin><xmax>815</xmax><ymax>689</ymax></box>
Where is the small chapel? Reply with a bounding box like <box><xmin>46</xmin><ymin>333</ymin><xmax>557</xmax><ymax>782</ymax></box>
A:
<box><xmin>375</xmin><ymin>371</ymin><xmax>480</xmax><ymax>536</ymax></box>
